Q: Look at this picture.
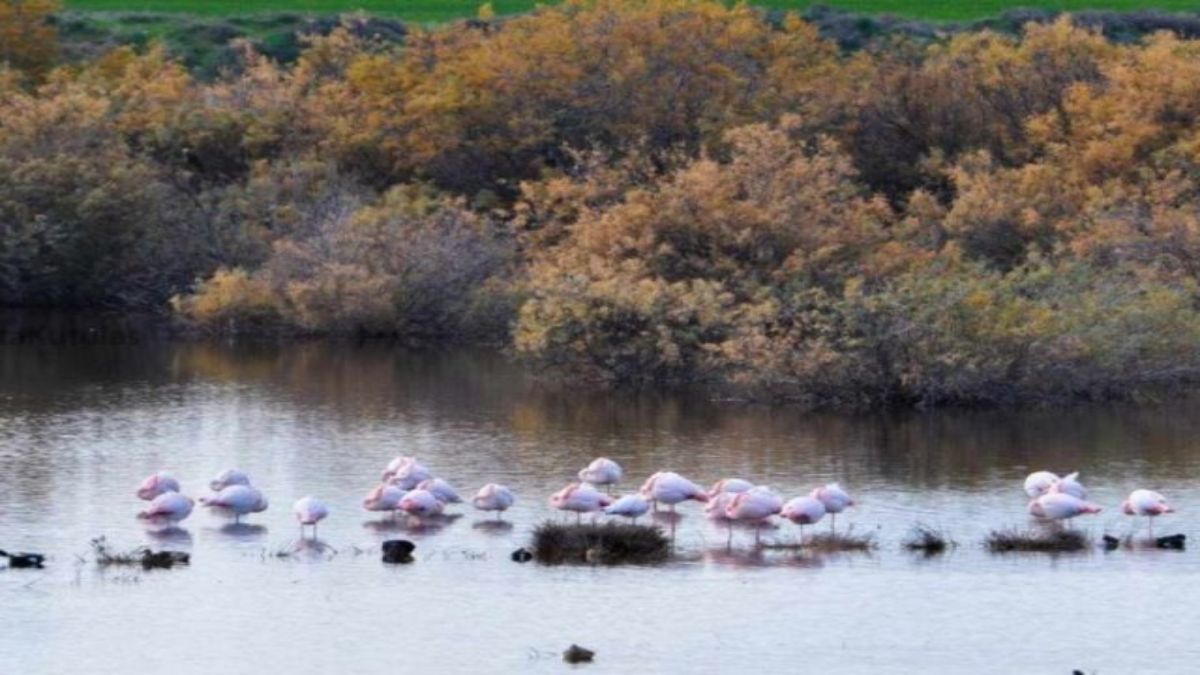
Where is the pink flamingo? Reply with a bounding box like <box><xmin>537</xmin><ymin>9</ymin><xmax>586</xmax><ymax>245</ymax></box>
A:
<box><xmin>1122</xmin><ymin>489</ymin><xmax>1174</xmax><ymax>537</ymax></box>
<box><xmin>578</xmin><ymin>458</ymin><xmax>623</xmax><ymax>493</ymax></box>
<box><xmin>136</xmin><ymin>471</ymin><xmax>180</xmax><ymax>501</ymax></box>
<box><xmin>137</xmin><ymin>492</ymin><xmax>194</xmax><ymax>524</ymax></box>
<box><xmin>209</xmin><ymin>469</ymin><xmax>251</xmax><ymax>492</ymax></box>
<box><xmin>780</xmin><ymin>495</ymin><xmax>826</xmax><ymax>544</ymax></box>
<box><xmin>811</xmin><ymin>483</ymin><xmax>855</xmax><ymax>533</ymax></box>
<box><xmin>550</xmin><ymin>483</ymin><xmax>612</xmax><ymax>523</ymax></box>
<box><xmin>724</xmin><ymin>487</ymin><xmax>783</xmax><ymax>546</ymax></box>
<box><xmin>604</xmin><ymin>494</ymin><xmax>650</xmax><ymax>523</ymax></box>
<box><xmin>363</xmin><ymin>484</ymin><xmax>406</xmax><ymax>517</ymax></box>
<box><xmin>707</xmin><ymin>478</ymin><xmax>753</xmax><ymax>499</ymax></box>
<box><xmin>293</xmin><ymin>496</ymin><xmax>329</xmax><ymax>538</ymax></box>
<box><xmin>416</xmin><ymin>478</ymin><xmax>462</xmax><ymax>504</ymax></box>
<box><xmin>1049</xmin><ymin>472</ymin><xmax>1088</xmax><ymax>500</ymax></box>
<box><xmin>1023</xmin><ymin>471</ymin><xmax>1059</xmax><ymax>498</ymax></box>
<box><xmin>1028</xmin><ymin>492</ymin><xmax>1101</xmax><ymax>525</ymax></box>
<box><xmin>705</xmin><ymin>491</ymin><xmax>739</xmax><ymax>521</ymax></box>
<box><xmin>200</xmin><ymin>485</ymin><xmax>268</xmax><ymax>523</ymax></box>
<box><xmin>397</xmin><ymin>488</ymin><xmax>444</xmax><ymax>522</ymax></box>
<box><xmin>387</xmin><ymin>458</ymin><xmax>433</xmax><ymax>490</ymax></box>
<box><xmin>640</xmin><ymin>472</ymin><xmax>708</xmax><ymax>514</ymax></box>
<box><xmin>472</xmin><ymin>483</ymin><xmax>515</xmax><ymax>519</ymax></box>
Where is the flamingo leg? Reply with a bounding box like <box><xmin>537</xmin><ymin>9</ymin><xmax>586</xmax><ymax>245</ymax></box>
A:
<box><xmin>726</xmin><ymin>520</ymin><xmax>733</xmax><ymax>550</ymax></box>
<box><xmin>754</xmin><ymin>523</ymin><xmax>761</xmax><ymax>547</ymax></box>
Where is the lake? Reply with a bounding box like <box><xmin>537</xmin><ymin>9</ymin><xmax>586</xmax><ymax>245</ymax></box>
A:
<box><xmin>0</xmin><ymin>342</ymin><xmax>1196</xmax><ymax>673</ymax></box>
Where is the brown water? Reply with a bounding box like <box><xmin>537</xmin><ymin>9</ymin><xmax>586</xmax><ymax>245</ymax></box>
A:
<box><xmin>0</xmin><ymin>343</ymin><xmax>1197</xmax><ymax>673</ymax></box>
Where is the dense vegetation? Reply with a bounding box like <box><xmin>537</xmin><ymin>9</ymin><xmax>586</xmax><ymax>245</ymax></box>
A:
<box><xmin>6</xmin><ymin>0</ymin><xmax>1200</xmax><ymax>406</ymax></box>
<box><xmin>57</xmin><ymin>0</ymin><xmax>1200</xmax><ymax>23</ymax></box>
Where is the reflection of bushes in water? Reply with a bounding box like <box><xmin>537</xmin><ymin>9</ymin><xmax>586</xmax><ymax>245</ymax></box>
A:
<box><xmin>762</xmin><ymin>530</ymin><xmax>876</xmax><ymax>553</ymax></box>
<box><xmin>91</xmin><ymin>536</ymin><xmax>191</xmax><ymax>569</ymax></box>
<box><xmin>532</xmin><ymin>521</ymin><xmax>670</xmax><ymax>565</ymax></box>
<box><xmin>985</xmin><ymin>528</ymin><xmax>1089</xmax><ymax>553</ymax></box>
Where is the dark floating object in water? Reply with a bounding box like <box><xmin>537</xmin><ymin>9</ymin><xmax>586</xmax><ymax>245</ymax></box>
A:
<box><xmin>511</xmin><ymin>547</ymin><xmax>533</xmax><ymax>563</ymax></box>
<box><xmin>562</xmin><ymin>644</ymin><xmax>595</xmax><ymax>664</ymax></box>
<box><xmin>985</xmin><ymin>528</ymin><xmax>1089</xmax><ymax>553</ymax></box>
<box><xmin>382</xmin><ymin>539</ymin><xmax>416</xmax><ymax>564</ymax></box>
<box><xmin>140</xmin><ymin>550</ymin><xmax>190</xmax><ymax>570</ymax></box>
<box><xmin>532</xmin><ymin>522</ymin><xmax>669</xmax><ymax>566</ymax></box>
<box><xmin>1155</xmin><ymin>533</ymin><xmax>1186</xmax><ymax>550</ymax></box>
<box><xmin>901</xmin><ymin>524</ymin><xmax>954</xmax><ymax>555</ymax></box>
<box><xmin>1102</xmin><ymin>535</ymin><xmax>1121</xmax><ymax>551</ymax></box>
<box><xmin>0</xmin><ymin>549</ymin><xmax>46</xmax><ymax>569</ymax></box>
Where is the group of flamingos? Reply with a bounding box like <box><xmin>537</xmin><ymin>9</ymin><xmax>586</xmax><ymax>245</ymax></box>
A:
<box><xmin>133</xmin><ymin>456</ymin><xmax>852</xmax><ymax>544</ymax></box>
<box><xmin>1022</xmin><ymin>470</ymin><xmax>1176</xmax><ymax>535</ymax></box>
<box><xmin>132</xmin><ymin>458</ymin><xmax>1179</xmax><ymax>545</ymax></box>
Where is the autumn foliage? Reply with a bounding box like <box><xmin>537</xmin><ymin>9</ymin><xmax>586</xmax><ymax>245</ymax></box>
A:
<box><xmin>5</xmin><ymin>1</ymin><xmax>1200</xmax><ymax>405</ymax></box>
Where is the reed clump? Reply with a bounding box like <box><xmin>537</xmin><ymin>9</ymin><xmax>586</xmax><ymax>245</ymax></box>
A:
<box><xmin>91</xmin><ymin>537</ymin><xmax>190</xmax><ymax>569</ymax></box>
<box><xmin>902</xmin><ymin>524</ymin><xmax>956</xmax><ymax>554</ymax></box>
<box><xmin>532</xmin><ymin>521</ymin><xmax>669</xmax><ymax>565</ymax></box>
<box><xmin>985</xmin><ymin>528</ymin><xmax>1089</xmax><ymax>553</ymax></box>
<box><xmin>805</xmin><ymin>531</ymin><xmax>877</xmax><ymax>552</ymax></box>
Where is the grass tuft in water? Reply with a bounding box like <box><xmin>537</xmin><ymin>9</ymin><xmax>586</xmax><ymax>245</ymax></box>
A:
<box><xmin>805</xmin><ymin>531</ymin><xmax>877</xmax><ymax>552</ymax></box>
<box><xmin>902</xmin><ymin>523</ymin><xmax>956</xmax><ymax>554</ymax></box>
<box><xmin>532</xmin><ymin>521</ymin><xmax>669</xmax><ymax>565</ymax></box>
<box><xmin>985</xmin><ymin>528</ymin><xmax>1089</xmax><ymax>553</ymax></box>
<box><xmin>91</xmin><ymin>536</ymin><xmax>190</xmax><ymax>569</ymax></box>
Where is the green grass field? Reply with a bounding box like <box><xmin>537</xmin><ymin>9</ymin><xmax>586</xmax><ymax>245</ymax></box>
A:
<box><xmin>60</xmin><ymin>0</ymin><xmax>1200</xmax><ymax>23</ymax></box>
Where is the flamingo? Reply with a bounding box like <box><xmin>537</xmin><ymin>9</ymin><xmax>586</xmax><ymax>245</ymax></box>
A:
<box><xmin>1023</xmin><ymin>471</ymin><xmax>1059</xmax><ymax>498</ymax></box>
<box><xmin>707</xmin><ymin>478</ymin><xmax>754</xmax><ymax>499</ymax></box>
<box><xmin>1050</xmin><ymin>472</ymin><xmax>1087</xmax><ymax>500</ymax></box>
<box><xmin>578</xmin><ymin>457</ymin><xmax>623</xmax><ymax>493</ymax></box>
<box><xmin>472</xmin><ymin>484</ymin><xmax>515</xmax><ymax>519</ymax></box>
<box><xmin>387</xmin><ymin>458</ymin><xmax>433</xmax><ymax>490</ymax></box>
<box><xmin>200</xmin><ymin>485</ymin><xmax>268</xmax><ymax>523</ymax></box>
<box><xmin>640</xmin><ymin>472</ymin><xmax>708</xmax><ymax>514</ymax></box>
<box><xmin>136</xmin><ymin>471</ymin><xmax>180</xmax><ymax>501</ymax></box>
<box><xmin>209</xmin><ymin>469</ymin><xmax>251</xmax><ymax>492</ymax></box>
<box><xmin>811</xmin><ymin>483</ymin><xmax>855</xmax><ymax>533</ymax></box>
<box><xmin>137</xmin><ymin>492</ymin><xmax>194</xmax><ymax>524</ymax></box>
<box><xmin>724</xmin><ymin>487</ymin><xmax>783</xmax><ymax>545</ymax></box>
<box><xmin>604</xmin><ymin>494</ymin><xmax>650</xmax><ymax>523</ymax></box>
<box><xmin>550</xmin><ymin>483</ymin><xmax>612</xmax><ymax>523</ymax></box>
<box><xmin>1122</xmin><ymin>489</ymin><xmax>1174</xmax><ymax>537</ymax></box>
<box><xmin>705</xmin><ymin>491</ymin><xmax>739</xmax><ymax>521</ymax></box>
<box><xmin>780</xmin><ymin>495</ymin><xmax>826</xmax><ymax>544</ymax></box>
<box><xmin>416</xmin><ymin>478</ymin><xmax>462</xmax><ymax>504</ymax></box>
<box><xmin>381</xmin><ymin>456</ymin><xmax>409</xmax><ymax>482</ymax></box>
<box><xmin>1028</xmin><ymin>492</ymin><xmax>1101</xmax><ymax>524</ymax></box>
<box><xmin>293</xmin><ymin>496</ymin><xmax>329</xmax><ymax>538</ymax></box>
<box><xmin>363</xmin><ymin>484</ymin><xmax>406</xmax><ymax>516</ymax></box>
<box><xmin>397</xmin><ymin>488</ymin><xmax>445</xmax><ymax>522</ymax></box>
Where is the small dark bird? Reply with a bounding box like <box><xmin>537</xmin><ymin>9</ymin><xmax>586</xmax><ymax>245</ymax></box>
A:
<box><xmin>562</xmin><ymin>644</ymin><xmax>594</xmax><ymax>664</ymax></box>
<box><xmin>1102</xmin><ymin>535</ymin><xmax>1120</xmax><ymax>551</ymax></box>
<box><xmin>0</xmin><ymin>550</ymin><xmax>46</xmax><ymax>569</ymax></box>
<box><xmin>381</xmin><ymin>539</ymin><xmax>416</xmax><ymax>564</ymax></box>
<box><xmin>510</xmin><ymin>548</ymin><xmax>533</xmax><ymax>563</ymax></box>
<box><xmin>1155</xmin><ymin>533</ymin><xmax>1186</xmax><ymax>550</ymax></box>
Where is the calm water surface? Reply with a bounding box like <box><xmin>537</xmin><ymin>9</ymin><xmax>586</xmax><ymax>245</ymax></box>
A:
<box><xmin>1</xmin><ymin>343</ymin><xmax>1198</xmax><ymax>673</ymax></box>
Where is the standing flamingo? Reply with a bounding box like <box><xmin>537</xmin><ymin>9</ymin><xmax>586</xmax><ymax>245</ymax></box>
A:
<box><xmin>136</xmin><ymin>471</ymin><xmax>180</xmax><ymax>501</ymax></box>
<box><xmin>1122</xmin><ymin>489</ymin><xmax>1174</xmax><ymax>537</ymax></box>
<box><xmin>550</xmin><ymin>483</ymin><xmax>612</xmax><ymax>523</ymax></box>
<box><xmin>397</xmin><ymin>488</ymin><xmax>445</xmax><ymax>523</ymax></box>
<box><xmin>578</xmin><ymin>458</ymin><xmax>623</xmax><ymax>493</ymax></box>
<box><xmin>472</xmin><ymin>483</ymin><xmax>515</xmax><ymax>519</ymax></box>
<box><xmin>640</xmin><ymin>472</ymin><xmax>708</xmax><ymax>514</ymax></box>
<box><xmin>705</xmin><ymin>491</ymin><xmax>739</xmax><ymax>521</ymax></box>
<box><xmin>1028</xmin><ymin>492</ymin><xmax>1101</xmax><ymax>525</ymax></box>
<box><xmin>724</xmin><ymin>487</ymin><xmax>783</xmax><ymax>546</ymax></box>
<box><xmin>200</xmin><ymin>485</ymin><xmax>268</xmax><ymax>523</ymax></box>
<box><xmin>604</xmin><ymin>494</ymin><xmax>650</xmax><ymax>523</ymax></box>
<box><xmin>293</xmin><ymin>496</ymin><xmax>329</xmax><ymax>538</ymax></box>
<box><xmin>137</xmin><ymin>492</ymin><xmax>194</xmax><ymax>524</ymax></box>
<box><xmin>707</xmin><ymin>478</ymin><xmax>754</xmax><ymax>500</ymax></box>
<box><xmin>1050</xmin><ymin>472</ymin><xmax>1088</xmax><ymax>500</ymax></box>
<box><xmin>811</xmin><ymin>483</ymin><xmax>855</xmax><ymax>533</ymax></box>
<box><xmin>209</xmin><ymin>469</ymin><xmax>251</xmax><ymax>492</ymax></box>
<box><xmin>363</xmin><ymin>484</ymin><xmax>406</xmax><ymax>516</ymax></box>
<box><xmin>416</xmin><ymin>478</ymin><xmax>462</xmax><ymax>504</ymax></box>
<box><xmin>1023</xmin><ymin>471</ymin><xmax>1059</xmax><ymax>498</ymax></box>
<box><xmin>387</xmin><ymin>458</ymin><xmax>433</xmax><ymax>490</ymax></box>
<box><xmin>780</xmin><ymin>495</ymin><xmax>826</xmax><ymax>545</ymax></box>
